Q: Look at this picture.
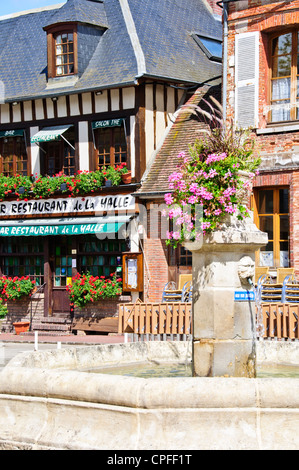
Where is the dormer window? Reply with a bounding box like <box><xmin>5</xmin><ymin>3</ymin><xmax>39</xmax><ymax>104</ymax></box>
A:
<box><xmin>45</xmin><ymin>24</ymin><xmax>78</xmax><ymax>79</ymax></box>
<box><xmin>55</xmin><ymin>32</ymin><xmax>75</xmax><ymax>76</ymax></box>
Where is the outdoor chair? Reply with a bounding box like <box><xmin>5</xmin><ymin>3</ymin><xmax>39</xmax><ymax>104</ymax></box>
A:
<box><xmin>282</xmin><ymin>274</ymin><xmax>299</xmax><ymax>303</ymax></box>
<box><xmin>276</xmin><ymin>267</ymin><xmax>295</xmax><ymax>285</ymax></box>
<box><xmin>254</xmin><ymin>267</ymin><xmax>269</xmax><ymax>286</ymax></box>
<box><xmin>256</xmin><ymin>274</ymin><xmax>283</xmax><ymax>303</ymax></box>
<box><xmin>162</xmin><ymin>275</ymin><xmax>192</xmax><ymax>303</ymax></box>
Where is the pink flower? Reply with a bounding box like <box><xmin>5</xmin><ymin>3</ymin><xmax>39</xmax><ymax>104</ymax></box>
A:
<box><xmin>225</xmin><ymin>204</ymin><xmax>235</xmax><ymax>213</ymax></box>
<box><xmin>214</xmin><ymin>208</ymin><xmax>222</xmax><ymax>216</ymax></box>
<box><xmin>223</xmin><ymin>187</ymin><xmax>236</xmax><ymax>198</ymax></box>
<box><xmin>164</xmin><ymin>193</ymin><xmax>174</xmax><ymax>205</ymax></box>
<box><xmin>208</xmin><ymin>169</ymin><xmax>218</xmax><ymax>178</ymax></box>
<box><xmin>188</xmin><ymin>195</ymin><xmax>198</xmax><ymax>204</ymax></box>
<box><xmin>202</xmin><ymin>221</ymin><xmax>211</xmax><ymax>230</ymax></box>
<box><xmin>189</xmin><ymin>183</ymin><xmax>199</xmax><ymax>193</ymax></box>
<box><xmin>169</xmin><ymin>172</ymin><xmax>183</xmax><ymax>182</ymax></box>
<box><xmin>205</xmin><ymin>152</ymin><xmax>227</xmax><ymax>165</ymax></box>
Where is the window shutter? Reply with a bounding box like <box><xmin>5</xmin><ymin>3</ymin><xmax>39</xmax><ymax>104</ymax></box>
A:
<box><xmin>235</xmin><ymin>31</ymin><xmax>259</xmax><ymax>129</ymax></box>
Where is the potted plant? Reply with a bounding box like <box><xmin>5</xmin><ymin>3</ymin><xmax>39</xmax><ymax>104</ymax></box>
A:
<box><xmin>118</xmin><ymin>163</ymin><xmax>131</xmax><ymax>184</ymax></box>
<box><xmin>163</xmin><ymin>121</ymin><xmax>260</xmax><ymax>247</ymax></box>
<box><xmin>67</xmin><ymin>272</ymin><xmax>122</xmax><ymax>308</ymax></box>
<box><xmin>0</xmin><ymin>276</ymin><xmax>36</xmax><ymax>335</ymax></box>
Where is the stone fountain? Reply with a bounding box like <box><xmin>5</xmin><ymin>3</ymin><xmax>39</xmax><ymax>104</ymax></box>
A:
<box><xmin>185</xmin><ymin>213</ymin><xmax>268</xmax><ymax>378</ymax></box>
<box><xmin>0</xmin><ymin>214</ymin><xmax>299</xmax><ymax>450</ymax></box>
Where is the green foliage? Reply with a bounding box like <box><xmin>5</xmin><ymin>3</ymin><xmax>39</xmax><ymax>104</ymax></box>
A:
<box><xmin>0</xmin><ymin>275</ymin><xmax>36</xmax><ymax>319</ymax></box>
<box><xmin>67</xmin><ymin>272</ymin><xmax>122</xmax><ymax>308</ymax></box>
<box><xmin>0</xmin><ymin>165</ymin><xmax>129</xmax><ymax>201</ymax></box>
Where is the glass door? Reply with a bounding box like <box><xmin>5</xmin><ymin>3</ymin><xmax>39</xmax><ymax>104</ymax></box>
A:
<box><xmin>50</xmin><ymin>236</ymin><xmax>72</xmax><ymax>314</ymax></box>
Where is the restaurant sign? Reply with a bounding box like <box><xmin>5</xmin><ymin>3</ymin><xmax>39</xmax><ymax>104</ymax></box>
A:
<box><xmin>0</xmin><ymin>222</ymin><xmax>125</xmax><ymax>237</ymax></box>
<box><xmin>0</xmin><ymin>194</ymin><xmax>135</xmax><ymax>217</ymax></box>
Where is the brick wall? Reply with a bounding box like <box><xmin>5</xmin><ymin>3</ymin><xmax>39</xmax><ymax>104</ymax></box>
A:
<box><xmin>226</xmin><ymin>0</ymin><xmax>299</xmax><ymax>275</ymax></box>
<box><xmin>73</xmin><ymin>296</ymin><xmax>131</xmax><ymax>318</ymax></box>
<box><xmin>143</xmin><ymin>202</ymin><xmax>169</xmax><ymax>302</ymax></box>
<box><xmin>1</xmin><ymin>294</ymin><xmax>44</xmax><ymax>333</ymax></box>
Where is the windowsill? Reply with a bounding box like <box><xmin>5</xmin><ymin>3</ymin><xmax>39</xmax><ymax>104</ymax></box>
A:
<box><xmin>46</xmin><ymin>75</ymin><xmax>78</xmax><ymax>90</ymax></box>
<box><xmin>257</xmin><ymin>122</ymin><xmax>299</xmax><ymax>135</ymax></box>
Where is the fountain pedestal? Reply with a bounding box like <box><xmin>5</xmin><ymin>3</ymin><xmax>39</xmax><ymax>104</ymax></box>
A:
<box><xmin>185</xmin><ymin>214</ymin><xmax>267</xmax><ymax>377</ymax></box>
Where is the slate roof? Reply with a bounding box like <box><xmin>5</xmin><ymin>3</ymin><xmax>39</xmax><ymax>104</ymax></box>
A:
<box><xmin>0</xmin><ymin>0</ymin><xmax>222</xmax><ymax>102</ymax></box>
<box><xmin>136</xmin><ymin>85</ymin><xmax>221</xmax><ymax>196</ymax></box>
<box><xmin>44</xmin><ymin>0</ymin><xmax>109</xmax><ymax>29</ymax></box>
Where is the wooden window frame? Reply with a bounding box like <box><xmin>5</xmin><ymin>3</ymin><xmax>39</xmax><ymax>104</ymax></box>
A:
<box><xmin>45</xmin><ymin>23</ymin><xmax>78</xmax><ymax>79</ymax></box>
<box><xmin>40</xmin><ymin>126</ymin><xmax>77</xmax><ymax>177</ymax></box>
<box><xmin>0</xmin><ymin>135</ymin><xmax>28</xmax><ymax>176</ymax></box>
<box><xmin>269</xmin><ymin>29</ymin><xmax>299</xmax><ymax>123</ymax></box>
<box><xmin>93</xmin><ymin>126</ymin><xmax>128</xmax><ymax>171</ymax></box>
<box><xmin>253</xmin><ymin>187</ymin><xmax>289</xmax><ymax>268</ymax></box>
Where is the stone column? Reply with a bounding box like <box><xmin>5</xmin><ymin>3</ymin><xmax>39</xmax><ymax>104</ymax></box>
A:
<box><xmin>184</xmin><ymin>214</ymin><xmax>267</xmax><ymax>378</ymax></box>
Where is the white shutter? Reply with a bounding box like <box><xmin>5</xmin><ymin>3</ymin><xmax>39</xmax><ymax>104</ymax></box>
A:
<box><xmin>235</xmin><ymin>31</ymin><xmax>259</xmax><ymax>129</ymax></box>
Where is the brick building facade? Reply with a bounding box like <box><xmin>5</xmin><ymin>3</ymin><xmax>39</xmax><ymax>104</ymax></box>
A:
<box><xmin>225</xmin><ymin>0</ymin><xmax>299</xmax><ymax>275</ymax></box>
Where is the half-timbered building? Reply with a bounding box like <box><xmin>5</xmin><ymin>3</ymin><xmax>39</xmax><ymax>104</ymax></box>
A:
<box><xmin>0</xmin><ymin>0</ymin><xmax>222</xmax><ymax>332</ymax></box>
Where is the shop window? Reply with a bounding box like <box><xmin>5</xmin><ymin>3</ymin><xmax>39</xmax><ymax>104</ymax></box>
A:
<box><xmin>77</xmin><ymin>236</ymin><xmax>126</xmax><ymax>277</ymax></box>
<box><xmin>40</xmin><ymin>127</ymin><xmax>76</xmax><ymax>176</ymax></box>
<box><xmin>0</xmin><ymin>237</ymin><xmax>44</xmax><ymax>285</ymax></box>
<box><xmin>94</xmin><ymin>127</ymin><xmax>127</xmax><ymax>170</ymax></box>
<box><xmin>255</xmin><ymin>188</ymin><xmax>289</xmax><ymax>267</ymax></box>
<box><xmin>270</xmin><ymin>30</ymin><xmax>299</xmax><ymax>122</ymax></box>
<box><xmin>0</xmin><ymin>135</ymin><xmax>28</xmax><ymax>176</ymax></box>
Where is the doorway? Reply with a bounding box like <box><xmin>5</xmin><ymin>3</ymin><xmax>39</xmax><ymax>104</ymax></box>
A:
<box><xmin>50</xmin><ymin>236</ymin><xmax>73</xmax><ymax>315</ymax></box>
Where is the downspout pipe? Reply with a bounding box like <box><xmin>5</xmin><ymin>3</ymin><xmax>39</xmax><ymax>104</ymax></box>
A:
<box><xmin>222</xmin><ymin>0</ymin><xmax>228</xmax><ymax>127</ymax></box>
<box><xmin>217</xmin><ymin>0</ymin><xmax>238</xmax><ymax>129</ymax></box>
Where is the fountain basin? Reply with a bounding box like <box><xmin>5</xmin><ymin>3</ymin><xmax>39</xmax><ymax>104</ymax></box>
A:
<box><xmin>0</xmin><ymin>341</ymin><xmax>298</xmax><ymax>450</ymax></box>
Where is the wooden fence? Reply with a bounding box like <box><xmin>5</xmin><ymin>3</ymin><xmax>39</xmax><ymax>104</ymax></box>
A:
<box><xmin>118</xmin><ymin>302</ymin><xmax>192</xmax><ymax>341</ymax></box>
<box><xmin>118</xmin><ymin>301</ymin><xmax>299</xmax><ymax>341</ymax></box>
<box><xmin>258</xmin><ymin>303</ymin><xmax>299</xmax><ymax>340</ymax></box>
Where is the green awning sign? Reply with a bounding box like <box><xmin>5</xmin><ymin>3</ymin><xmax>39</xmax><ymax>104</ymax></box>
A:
<box><xmin>0</xmin><ymin>222</ymin><xmax>125</xmax><ymax>237</ymax></box>
<box><xmin>92</xmin><ymin>118</ymin><xmax>124</xmax><ymax>129</ymax></box>
<box><xmin>0</xmin><ymin>129</ymin><xmax>24</xmax><ymax>138</ymax></box>
<box><xmin>31</xmin><ymin>125</ymin><xmax>73</xmax><ymax>143</ymax></box>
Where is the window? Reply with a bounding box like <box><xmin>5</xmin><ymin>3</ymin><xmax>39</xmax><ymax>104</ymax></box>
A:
<box><xmin>255</xmin><ymin>188</ymin><xmax>289</xmax><ymax>267</ymax></box>
<box><xmin>50</xmin><ymin>237</ymin><xmax>72</xmax><ymax>287</ymax></box>
<box><xmin>0</xmin><ymin>135</ymin><xmax>28</xmax><ymax>176</ymax></box>
<box><xmin>78</xmin><ymin>236</ymin><xmax>126</xmax><ymax>277</ymax></box>
<box><xmin>45</xmin><ymin>24</ymin><xmax>77</xmax><ymax>78</ymax></box>
<box><xmin>94</xmin><ymin>126</ymin><xmax>127</xmax><ymax>169</ymax></box>
<box><xmin>179</xmin><ymin>247</ymin><xmax>192</xmax><ymax>266</ymax></box>
<box><xmin>270</xmin><ymin>31</ymin><xmax>299</xmax><ymax>122</ymax></box>
<box><xmin>40</xmin><ymin>127</ymin><xmax>76</xmax><ymax>176</ymax></box>
<box><xmin>0</xmin><ymin>237</ymin><xmax>44</xmax><ymax>286</ymax></box>
<box><xmin>192</xmin><ymin>34</ymin><xmax>222</xmax><ymax>62</ymax></box>
<box><xmin>55</xmin><ymin>32</ymin><xmax>74</xmax><ymax>76</ymax></box>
